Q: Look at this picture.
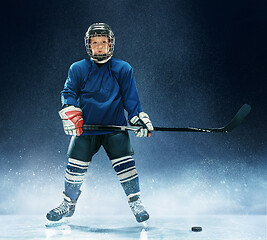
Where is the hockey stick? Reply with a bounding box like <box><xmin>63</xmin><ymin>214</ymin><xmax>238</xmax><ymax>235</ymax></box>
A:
<box><xmin>83</xmin><ymin>104</ymin><xmax>251</xmax><ymax>133</ymax></box>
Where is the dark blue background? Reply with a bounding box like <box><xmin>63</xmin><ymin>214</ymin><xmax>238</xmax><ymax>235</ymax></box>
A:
<box><xmin>0</xmin><ymin>0</ymin><xmax>266</xmax><ymax>215</ymax></box>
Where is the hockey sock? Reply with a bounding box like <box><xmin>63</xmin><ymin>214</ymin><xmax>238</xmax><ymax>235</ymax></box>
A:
<box><xmin>111</xmin><ymin>156</ymin><xmax>140</xmax><ymax>197</ymax></box>
<box><xmin>64</xmin><ymin>158</ymin><xmax>89</xmax><ymax>200</ymax></box>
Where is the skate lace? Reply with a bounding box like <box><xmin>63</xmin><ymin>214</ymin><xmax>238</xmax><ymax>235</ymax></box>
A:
<box><xmin>129</xmin><ymin>198</ymin><xmax>145</xmax><ymax>215</ymax></box>
<box><xmin>54</xmin><ymin>201</ymin><xmax>70</xmax><ymax>215</ymax></box>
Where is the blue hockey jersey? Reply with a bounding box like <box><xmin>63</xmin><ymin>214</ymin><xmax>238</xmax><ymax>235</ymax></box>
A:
<box><xmin>61</xmin><ymin>57</ymin><xmax>142</xmax><ymax>135</ymax></box>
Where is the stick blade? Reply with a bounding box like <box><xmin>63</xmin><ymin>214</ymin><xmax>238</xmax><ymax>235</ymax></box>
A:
<box><xmin>222</xmin><ymin>104</ymin><xmax>251</xmax><ymax>132</ymax></box>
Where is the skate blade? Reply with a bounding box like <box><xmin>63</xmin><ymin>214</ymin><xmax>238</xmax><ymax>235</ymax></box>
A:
<box><xmin>45</xmin><ymin>219</ymin><xmax>69</xmax><ymax>228</ymax></box>
<box><xmin>141</xmin><ymin>221</ymin><xmax>148</xmax><ymax>229</ymax></box>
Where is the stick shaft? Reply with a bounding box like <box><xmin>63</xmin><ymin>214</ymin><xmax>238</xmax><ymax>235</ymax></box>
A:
<box><xmin>82</xmin><ymin>104</ymin><xmax>251</xmax><ymax>133</ymax></box>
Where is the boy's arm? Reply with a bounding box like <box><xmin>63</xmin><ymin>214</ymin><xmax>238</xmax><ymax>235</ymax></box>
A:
<box><xmin>119</xmin><ymin>67</ymin><xmax>153</xmax><ymax>137</ymax></box>
<box><xmin>119</xmin><ymin>67</ymin><xmax>142</xmax><ymax>119</ymax></box>
<box><xmin>59</xmin><ymin>65</ymin><xmax>83</xmax><ymax>136</ymax></box>
<box><xmin>61</xmin><ymin>65</ymin><xmax>81</xmax><ymax>107</ymax></box>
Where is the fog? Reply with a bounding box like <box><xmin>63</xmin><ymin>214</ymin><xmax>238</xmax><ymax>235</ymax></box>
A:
<box><xmin>0</xmin><ymin>0</ymin><xmax>266</xmax><ymax>217</ymax></box>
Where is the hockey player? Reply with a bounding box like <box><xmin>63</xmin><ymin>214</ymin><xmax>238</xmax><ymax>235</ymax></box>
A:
<box><xmin>46</xmin><ymin>23</ymin><xmax>153</xmax><ymax>224</ymax></box>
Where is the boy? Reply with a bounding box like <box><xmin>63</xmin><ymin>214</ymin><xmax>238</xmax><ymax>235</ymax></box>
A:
<box><xmin>46</xmin><ymin>23</ymin><xmax>153</xmax><ymax>224</ymax></box>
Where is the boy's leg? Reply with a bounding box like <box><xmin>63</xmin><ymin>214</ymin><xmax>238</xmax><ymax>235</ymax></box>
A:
<box><xmin>103</xmin><ymin>132</ymin><xmax>149</xmax><ymax>222</ymax></box>
<box><xmin>46</xmin><ymin>135</ymin><xmax>101</xmax><ymax>221</ymax></box>
<box><xmin>64</xmin><ymin>158</ymin><xmax>90</xmax><ymax>200</ymax></box>
<box><xmin>110</xmin><ymin>155</ymin><xmax>149</xmax><ymax>223</ymax></box>
<box><xmin>111</xmin><ymin>155</ymin><xmax>140</xmax><ymax>197</ymax></box>
<box><xmin>64</xmin><ymin>135</ymin><xmax>101</xmax><ymax>199</ymax></box>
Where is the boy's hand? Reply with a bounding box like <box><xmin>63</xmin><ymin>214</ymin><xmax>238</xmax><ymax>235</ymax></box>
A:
<box><xmin>129</xmin><ymin>112</ymin><xmax>153</xmax><ymax>137</ymax></box>
<box><xmin>58</xmin><ymin>106</ymin><xmax>84</xmax><ymax>136</ymax></box>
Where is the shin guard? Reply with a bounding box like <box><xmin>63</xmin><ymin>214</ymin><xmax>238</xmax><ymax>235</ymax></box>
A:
<box><xmin>111</xmin><ymin>156</ymin><xmax>140</xmax><ymax>197</ymax></box>
<box><xmin>64</xmin><ymin>158</ymin><xmax>89</xmax><ymax>200</ymax></box>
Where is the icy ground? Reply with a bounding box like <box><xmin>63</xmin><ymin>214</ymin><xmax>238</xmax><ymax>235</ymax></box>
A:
<box><xmin>0</xmin><ymin>214</ymin><xmax>265</xmax><ymax>240</ymax></box>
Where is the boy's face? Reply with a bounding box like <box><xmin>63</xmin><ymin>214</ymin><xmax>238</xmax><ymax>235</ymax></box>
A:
<box><xmin>90</xmin><ymin>36</ymin><xmax>110</xmax><ymax>55</ymax></box>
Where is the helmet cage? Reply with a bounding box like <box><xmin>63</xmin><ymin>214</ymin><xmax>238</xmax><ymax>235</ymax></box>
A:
<box><xmin>84</xmin><ymin>23</ymin><xmax>115</xmax><ymax>63</ymax></box>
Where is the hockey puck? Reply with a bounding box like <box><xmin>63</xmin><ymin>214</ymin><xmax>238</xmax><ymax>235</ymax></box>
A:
<box><xmin>191</xmin><ymin>226</ymin><xmax>202</xmax><ymax>232</ymax></box>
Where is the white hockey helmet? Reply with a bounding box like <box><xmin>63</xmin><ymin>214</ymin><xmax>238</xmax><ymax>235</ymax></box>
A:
<box><xmin>84</xmin><ymin>23</ymin><xmax>115</xmax><ymax>63</ymax></box>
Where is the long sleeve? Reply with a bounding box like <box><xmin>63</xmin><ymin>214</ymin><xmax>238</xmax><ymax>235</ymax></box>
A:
<box><xmin>61</xmin><ymin>65</ymin><xmax>81</xmax><ymax>107</ymax></box>
<box><xmin>118</xmin><ymin>67</ymin><xmax>142</xmax><ymax>120</ymax></box>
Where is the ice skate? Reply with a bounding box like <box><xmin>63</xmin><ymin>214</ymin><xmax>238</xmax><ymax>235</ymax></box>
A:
<box><xmin>45</xmin><ymin>191</ymin><xmax>81</xmax><ymax>227</ymax></box>
<box><xmin>128</xmin><ymin>195</ymin><xmax>149</xmax><ymax>223</ymax></box>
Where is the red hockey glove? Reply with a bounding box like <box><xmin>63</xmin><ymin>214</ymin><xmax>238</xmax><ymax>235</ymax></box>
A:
<box><xmin>129</xmin><ymin>112</ymin><xmax>153</xmax><ymax>137</ymax></box>
<box><xmin>58</xmin><ymin>106</ymin><xmax>83</xmax><ymax>136</ymax></box>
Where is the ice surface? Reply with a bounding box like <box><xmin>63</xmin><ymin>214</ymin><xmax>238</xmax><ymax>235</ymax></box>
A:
<box><xmin>0</xmin><ymin>214</ymin><xmax>265</xmax><ymax>240</ymax></box>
